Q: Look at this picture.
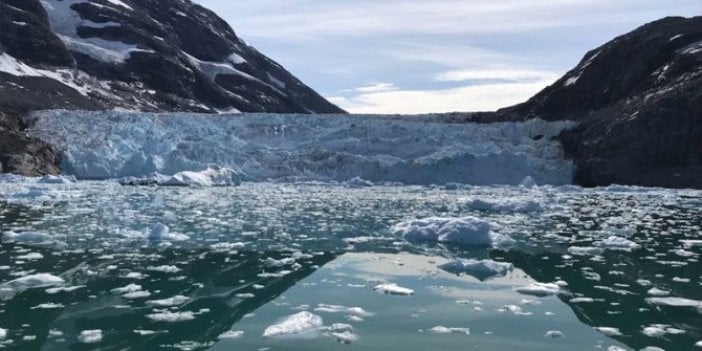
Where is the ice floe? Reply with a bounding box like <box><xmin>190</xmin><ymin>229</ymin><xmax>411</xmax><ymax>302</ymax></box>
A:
<box><xmin>262</xmin><ymin>311</ymin><xmax>324</xmax><ymax>339</ymax></box>
<box><xmin>373</xmin><ymin>283</ymin><xmax>415</xmax><ymax>296</ymax></box>
<box><xmin>428</xmin><ymin>326</ymin><xmax>471</xmax><ymax>335</ymax></box>
<box><xmin>515</xmin><ymin>282</ymin><xmax>562</xmax><ymax>297</ymax></box>
<box><xmin>467</xmin><ymin>198</ymin><xmax>543</xmax><ymax>213</ymax></box>
<box><xmin>78</xmin><ymin>330</ymin><xmax>103</xmax><ymax>344</ymax></box>
<box><xmin>391</xmin><ymin>217</ymin><xmax>498</xmax><ymax>246</ymax></box>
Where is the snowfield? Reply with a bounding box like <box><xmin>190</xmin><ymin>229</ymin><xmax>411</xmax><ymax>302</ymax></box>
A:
<box><xmin>27</xmin><ymin>111</ymin><xmax>575</xmax><ymax>185</ymax></box>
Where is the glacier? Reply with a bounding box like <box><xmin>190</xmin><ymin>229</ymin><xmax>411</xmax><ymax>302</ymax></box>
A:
<box><xmin>27</xmin><ymin>110</ymin><xmax>575</xmax><ymax>185</ymax></box>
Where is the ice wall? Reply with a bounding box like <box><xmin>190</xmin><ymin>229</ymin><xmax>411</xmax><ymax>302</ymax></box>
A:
<box><xmin>27</xmin><ymin>111</ymin><xmax>575</xmax><ymax>185</ymax></box>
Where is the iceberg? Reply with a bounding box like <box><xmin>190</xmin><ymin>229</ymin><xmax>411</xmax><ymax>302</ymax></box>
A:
<box><xmin>391</xmin><ymin>217</ymin><xmax>495</xmax><ymax>246</ymax></box>
<box><xmin>28</xmin><ymin>111</ymin><xmax>575</xmax><ymax>185</ymax></box>
<box><xmin>262</xmin><ymin>311</ymin><xmax>324</xmax><ymax>339</ymax></box>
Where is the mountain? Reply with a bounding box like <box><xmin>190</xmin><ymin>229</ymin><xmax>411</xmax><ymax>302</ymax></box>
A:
<box><xmin>495</xmin><ymin>16</ymin><xmax>702</xmax><ymax>188</ymax></box>
<box><xmin>0</xmin><ymin>0</ymin><xmax>344</xmax><ymax>114</ymax></box>
<box><xmin>0</xmin><ymin>0</ymin><xmax>344</xmax><ymax>174</ymax></box>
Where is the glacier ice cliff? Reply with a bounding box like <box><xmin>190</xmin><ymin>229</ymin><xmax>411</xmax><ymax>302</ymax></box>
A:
<box><xmin>27</xmin><ymin>110</ymin><xmax>575</xmax><ymax>185</ymax></box>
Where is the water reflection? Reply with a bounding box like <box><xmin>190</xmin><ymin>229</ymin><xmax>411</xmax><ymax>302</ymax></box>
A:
<box><xmin>0</xmin><ymin>243</ymin><xmax>337</xmax><ymax>350</ymax></box>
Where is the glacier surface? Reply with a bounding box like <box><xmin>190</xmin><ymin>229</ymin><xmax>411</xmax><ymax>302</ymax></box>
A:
<box><xmin>27</xmin><ymin>110</ymin><xmax>575</xmax><ymax>185</ymax></box>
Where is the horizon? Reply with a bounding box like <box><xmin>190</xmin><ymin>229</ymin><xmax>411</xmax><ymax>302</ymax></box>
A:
<box><xmin>196</xmin><ymin>0</ymin><xmax>699</xmax><ymax>114</ymax></box>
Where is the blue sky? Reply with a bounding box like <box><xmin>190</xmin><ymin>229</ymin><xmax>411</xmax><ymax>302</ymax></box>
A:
<box><xmin>197</xmin><ymin>0</ymin><xmax>699</xmax><ymax>114</ymax></box>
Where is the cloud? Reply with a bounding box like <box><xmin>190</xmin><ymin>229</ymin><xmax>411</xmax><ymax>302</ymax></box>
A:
<box><xmin>342</xmin><ymin>82</ymin><xmax>398</xmax><ymax>93</ymax></box>
<box><xmin>435</xmin><ymin>68</ymin><xmax>559</xmax><ymax>83</ymax></box>
<box><xmin>328</xmin><ymin>78</ymin><xmax>557</xmax><ymax>115</ymax></box>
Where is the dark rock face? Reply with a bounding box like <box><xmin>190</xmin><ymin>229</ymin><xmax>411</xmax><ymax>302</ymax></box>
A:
<box><xmin>0</xmin><ymin>0</ymin><xmax>344</xmax><ymax>176</ymax></box>
<box><xmin>0</xmin><ymin>0</ymin><xmax>343</xmax><ymax>114</ymax></box>
<box><xmin>498</xmin><ymin>16</ymin><xmax>702</xmax><ymax>188</ymax></box>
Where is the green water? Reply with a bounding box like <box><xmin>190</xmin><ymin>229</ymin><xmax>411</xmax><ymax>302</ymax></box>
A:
<box><xmin>0</xmin><ymin>182</ymin><xmax>700</xmax><ymax>350</ymax></box>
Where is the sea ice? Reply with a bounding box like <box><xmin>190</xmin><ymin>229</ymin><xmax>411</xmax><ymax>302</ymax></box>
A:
<box><xmin>595</xmin><ymin>327</ymin><xmax>623</xmax><ymax>336</ymax></box>
<box><xmin>438</xmin><ymin>259</ymin><xmax>512</xmax><ymax>281</ymax></box>
<box><xmin>146</xmin><ymin>311</ymin><xmax>197</xmax><ymax>322</ymax></box>
<box><xmin>78</xmin><ymin>330</ymin><xmax>103</xmax><ymax>344</ymax></box>
<box><xmin>391</xmin><ymin>217</ymin><xmax>495</xmax><ymax>246</ymax></box>
<box><xmin>428</xmin><ymin>326</ymin><xmax>471</xmax><ymax>335</ymax></box>
<box><xmin>262</xmin><ymin>312</ymin><xmax>324</xmax><ymax>339</ymax></box>
<box><xmin>3</xmin><ymin>274</ymin><xmax>64</xmax><ymax>290</ymax></box>
<box><xmin>544</xmin><ymin>330</ymin><xmax>565</xmax><ymax>339</ymax></box>
<box><xmin>594</xmin><ymin>236</ymin><xmax>640</xmax><ymax>251</ymax></box>
<box><xmin>373</xmin><ymin>283</ymin><xmax>415</xmax><ymax>296</ymax></box>
<box><xmin>515</xmin><ymin>282</ymin><xmax>561</xmax><ymax>297</ymax></box>
<box><xmin>467</xmin><ymin>198</ymin><xmax>543</xmax><ymax>213</ymax></box>
<box><xmin>218</xmin><ymin>330</ymin><xmax>244</xmax><ymax>339</ymax></box>
<box><xmin>147</xmin><ymin>295</ymin><xmax>190</xmax><ymax>306</ymax></box>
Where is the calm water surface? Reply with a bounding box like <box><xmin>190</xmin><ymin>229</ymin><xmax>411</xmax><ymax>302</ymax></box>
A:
<box><xmin>0</xmin><ymin>181</ymin><xmax>700</xmax><ymax>350</ymax></box>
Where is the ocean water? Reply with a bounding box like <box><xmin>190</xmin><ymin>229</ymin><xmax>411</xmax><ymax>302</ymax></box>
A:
<box><xmin>0</xmin><ymin>181</ymin><xmax>700</xmax><ymax>350</ymax></box>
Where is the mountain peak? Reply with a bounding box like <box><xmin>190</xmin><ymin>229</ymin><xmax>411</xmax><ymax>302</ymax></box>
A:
<box><xmin>0</xmin><ymin>0</ymin><xmax>344</xmax><ymax>114</ymax></box>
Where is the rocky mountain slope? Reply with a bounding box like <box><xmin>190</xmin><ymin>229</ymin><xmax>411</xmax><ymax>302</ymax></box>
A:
<box><xmin>497</xmin><ymin>16</ymin><xmax>702</xmax><ymax>188</ymax></box>
<box><xmin>0</xmin><ymin>0</ymin><xmax>344</xmax><ymax>174</ymax></box>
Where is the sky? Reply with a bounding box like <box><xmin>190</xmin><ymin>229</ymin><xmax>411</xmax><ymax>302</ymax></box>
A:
<box><xmin>197</xmin><ymin>0</ymin><xmax>699</xmax><ymax>114</ymax></box>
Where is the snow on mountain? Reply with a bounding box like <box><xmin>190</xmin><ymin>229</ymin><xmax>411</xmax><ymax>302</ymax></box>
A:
<box><xmin>0</xmin><ymin>0</ymin><xmax>343</xmax><ymax>114</ymax></box>
<box><xmin>27</xmin><ymin>110</ymin><xmax>575</xmax><ymax>185</ymax></box>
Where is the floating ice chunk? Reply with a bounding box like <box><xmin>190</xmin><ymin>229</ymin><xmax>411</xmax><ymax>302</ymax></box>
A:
<box><xmin>695</xmin><ymin>340</ymin><xmax>702</xmax><ymax>347</ymax></box>
<box><xmin>544</xmin><ymin>330</ymin><xmax>564</xmax><ymax>339</ymax></box>
<box><xmin>147</xmin><ymin>223</ymin><xmax>189</xmax><ymax>241</ymax></box>
<box><xmin>331</xmin><ymin>331</ymin><xmax>359</xmax><ymax>344</ymax></box>
<box><xmin>519</xmin><ymin>176</ymin><xmax>537</xmax><ymax>188</ymax></box>
<box><xmin>498</xmin><ymin>305</ymin><xmax>532</xmax><ymax>315</ymax></box>
<box><xmin>0</xmin><ymin>328</ymin><xmax>6</xmax><ymax>340</ymax></box>
<box><xmin>392</xmin><ymin>217</ymin><xmax>495</xmax><ymax>246</ymax></box>
<box><xmin>569</xmin><ymin>297</ymin><xmax>595</xmax><ymax>303</ymax></box>
<box><xmin>642</xmin><ymin>325</ymin><xmax>685</xmax><ymax>338</ymax></box>
<box><xmin>218</xmin><ymin>330</ymin><xmax>244</xmax><ymax>339</ymax></box>
<box><xmin>344</xmin><ymin>177</ymin><xmax>374</xmax><ymax>188</ymax></box>
<box><xmin>438</xmin><ymin>259</ymin><xmax>512</xmax><ymax>281</ymax></box>
<box><xmin>647</xmin><ymin>288</ymin><xmax>670</xmax><ymax>297</ymax></box>
<box><xmin>682</xmin><ymin>240</ymin><xmax>702</xmax><ymax>249</ymax></box>
<box><xmin>264</xmin><ymin>257</ymin><xmax>296</xmax><ymax>268</ymax></box>
<box><xmin>78</xmin><ymin>330</ymin><xmax>103</xmax><ymax>344</ymax></box>
<box><xmin>147</xmin><ymin>295</ymin><xmax>189</xmax><ymax>307</ymax></box>
<box><xmin>515</xmin><ymin>282</ymin><xmax>561</xmax><ymax>297</ymax></box>
<box><xmin>314</xmin><ymin>304</ymin><xmax>375</xmax><ymax>317</ymax></box>
<box><xmin>467</xmin><ymin>199</ymin><xmax>543</xmax><ymax>213</ymax></box>
<box><xmin>646</xmin><ymin>297</ymin><xmax>702</xmax><ymax>309</ymax></box>
<box><xmin>123</xmin><ymin>290</ymin><xmax>151</xmax><ymax>299</ymax></box>
<box><xmin>595</xmin><ymin>327</ymin><xmax>623</xmax><ymax>337</ymax></box>
<box><xmin>111</xmin><ymin>284</ymin><xmax>143</xmax><ymax>294</ymax></box>
<box><xmin>147</xmin><ymin>311</ymin><xmax>197</xmax><ymax>322</ymax></box>
<box><xmin>373</xmin><ymin>283</ymin><xmax>415</xmax><ymax>296</ymax></box>
<box><xmin>38</xmin><ymin>175</ymin><xmax>75</xmax><ymax>184</ymax></box>
<box><xmin>428</xmin><ymin>326</ymin><xmax>471</xmax><ymax>335</ymax></box>
<box><xmin>2</xmin><ymin>231</ymin><xmax>50</xmax><ymax>243</ymax></box>
<box><xmin>262</xmin><ymin>312</ymin><xmax>324</xmax><ymax>339</ymax></box>
<box><xmin>567</xmin><ymin>246</ymin><xmax>604</xmax><ymax>256</ymax></box>
<box><xmin>31</xmin><ymin>303</ymin><xmax>65</xmax><ymax>309</ymax></box>
<box><xmin>16</xmin><ymin>252</ymin><xmax>44</xmax><ymax>260</ymax></box>
<box><xmin>595</xmin><ymin>236</ymin><xmax>640</xmax><ymax>251</ymax></box>
<box><xmin>640</xmin><ymin>347</ymin><xmax>666</xmax><ymax>351</ymax></box>
<box><xmin>162</xmin><ymin>167</ymin><xmax>242</xmax><ymax>187</ymax></box>
<box><xmin>4</xmin><ymin>273</ymin><xmax>64</xmax><ymax>290</ymax></box>
<box><xmin>146</xmin><ymin>265</ymin><xmax>181</xmax><ymax>273</ymax></box>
